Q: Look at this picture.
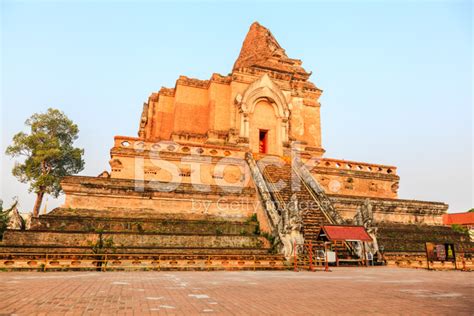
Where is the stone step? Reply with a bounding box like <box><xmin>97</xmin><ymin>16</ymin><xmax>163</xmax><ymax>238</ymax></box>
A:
<box><xmin>0</xmin><ymin>245</ymin><xmax>272</xmax><ymax>255</ymax></box>
<box><xmin>0</xmin><ymin>250</ymin><xmax>288</xmax><ymax>271</ymax></box>
<box><xmin>31</xmin><ymin>214</ymin><xmax>259</xmax><ymax>235</ymax></box>
<box><xmin>2</xmin><ymin>230</ymin><xmax>270</xmax><ymax>250</ymax></box>
<box><xmin>47</xmin><ymin>208</ymin><xmax>251</xmax><ymax>221</ymax></box>
<box><xmin>256</xmin><ymin>160</ymin><xmax>330</xmax><ymax>245</ymax></box>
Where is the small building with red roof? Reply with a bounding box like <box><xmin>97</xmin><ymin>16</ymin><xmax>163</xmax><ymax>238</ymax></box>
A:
<box><xmin>443</xmin><ymin>212</ymin><xmax>474</xmax><ymax>242</ymax></box>
<box><xmin>319</xmin><ymin>225</ymin><xmax>373</xmax><ymax>242</ymax></box>
<box><xmin>443</xmin><ymin>212</ymin><xmax>474</xmax><ymax>227</ymax></box>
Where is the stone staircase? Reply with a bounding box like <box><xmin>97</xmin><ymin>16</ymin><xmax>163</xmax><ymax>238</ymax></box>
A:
<box><xmin>248</xmin><ymin>155</ymin><xmax>362</xmax><ymax>263</ymax></box>
<box><xmin>292</xmin><ymin>158</ymin><xmax>345</xmax><ymax>226</ymax></box>
<box><xmin>257</xmin><ymin>158</ymin><xmax>330</xmax><ymax>243</ymax></box>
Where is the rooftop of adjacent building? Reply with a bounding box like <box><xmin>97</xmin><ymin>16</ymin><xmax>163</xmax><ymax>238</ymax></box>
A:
<box><xmin>442</xmin><ymin>212</ymin><xmax>474</xmax><ymax>226</ymax></box>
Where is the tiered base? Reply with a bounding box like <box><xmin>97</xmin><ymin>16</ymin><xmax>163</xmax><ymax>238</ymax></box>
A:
<box><xmin>0</xmin><ymin>207</ymin><xmax>289</xmax><ymax>270</ymax></box>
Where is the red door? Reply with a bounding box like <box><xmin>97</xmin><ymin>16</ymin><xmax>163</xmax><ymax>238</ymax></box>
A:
<box><xmin>259</xmin><ymin>130</ymin><xmax>268</xmax><ymax>153</ymax></box>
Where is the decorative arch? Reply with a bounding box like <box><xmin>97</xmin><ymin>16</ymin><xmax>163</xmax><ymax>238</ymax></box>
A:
<box><xmin>238</xmin><ymin>74</ymin><xmax>290</xmax><ymax>118</ymax></box>
<box><xmin>235</xmin><ymin>74</ymin><xmax>290</xmax><ymax>153</ymax></box>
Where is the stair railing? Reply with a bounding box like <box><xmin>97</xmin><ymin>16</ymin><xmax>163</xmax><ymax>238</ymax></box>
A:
<box><xmin>244</xmin><ymin>153</ymin><xmax>282</xmax><ymax>239</ymax></box>
<box><xmin>260</xmin><ymin>166</ymin><xmax>289</xmax><ymax>220</ymax></box>
<box><xmin>291</xmin><ymin>158</ymin><xmax>345</xmax><ymax>225</ymax></box>
<box><xmin>292</xmin><ymin>157</ymin><xmax>362</xmax><ymax>258</ymax></box>
<box><xmin>255</xmin><ymin>157</ymin><xmax>309</xmax><ymax>257</ymax></box>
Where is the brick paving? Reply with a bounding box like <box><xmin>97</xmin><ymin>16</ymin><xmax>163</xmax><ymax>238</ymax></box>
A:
<box><xmin>0</xmin><ymin>267</ymin><xmax>472</xmax><ymax>315</ymax></box>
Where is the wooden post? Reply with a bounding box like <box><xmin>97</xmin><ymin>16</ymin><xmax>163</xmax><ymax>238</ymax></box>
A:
<box><xmin>293</xmin><ymin>240</ymin><xmax>298</xmax><ymax>272</ymax></box>
<box><xmin>103</xmin><ymin>254</ymin><xmax>107</xmax><ymax>272</ymax></box>
<box><xmin>452</xmin><ymin>245</ymin><xmax>457</xmax><ymax>270</ymax></box>
<box><xmin>44</xmin><ymin>253</ymin><xmax>48</xmax><ymax>272</ymax></box>
<box><xmin>362</xmin><ymin>242</ymin><xmax>368</xmax><ymax>267</ymax></box>
<box><xmin>324</xmin><ymin>242</ymin><xmax>329</xmax><ymax>272</ymax></box>
<box><xmin>424</xmin><ymin>242</ymin><xmax>430</xmax><ymax>270</ymax></box>
<box><xmin>309</xmin><ymin>241</ymin><xmax>313</xmax><ymax>272</ymax></box>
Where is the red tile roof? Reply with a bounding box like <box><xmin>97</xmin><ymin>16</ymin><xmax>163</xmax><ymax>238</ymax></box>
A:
<box><xmin>443</xmin><ymin>212</ymin><xmax>474</xmax><ymax>225</ymax></box>
<box><xmin>321</xmin><ymin>225</ymin><xmax>372</xmax><ymax>242</ymax></box>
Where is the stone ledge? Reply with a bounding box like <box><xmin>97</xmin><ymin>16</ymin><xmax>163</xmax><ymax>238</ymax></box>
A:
<box><xmin>2</xmin><ymin>230</ymin><xmax>268</xmax><ymax>249</ymax></box>
<box><xmin>0</xmin><ymin>245</ymin><xmax>273</xmax><ymax>255</ymax></box>
<box><xmin>328</xmin><ymin>194</ymin><xmax>448</xmax><ymax>209</ymax></box>
<box><xmin>61</xmin><ymin>175</ymin><xmax>256</xmax><ymax>197</ymax></box>
<box><xmin>31</xmin><ymin>211</ymin><xmax>259</xmax><ymax>235</ymax></box>
<box><xmin>312</xmin><ymin>167</ymin><xmax>399</xmax><ymax>181</ymax></box>
<box><xmin>46</xmin><ymin>208</ymin><xmax>253</xmax><ymax>221</ymax></box>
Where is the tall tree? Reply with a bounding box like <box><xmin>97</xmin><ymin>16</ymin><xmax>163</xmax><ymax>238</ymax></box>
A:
<box><xmin>6</xmin><ymin>108</ymin><xmax>84</xmax><ymax>217</ymax></box>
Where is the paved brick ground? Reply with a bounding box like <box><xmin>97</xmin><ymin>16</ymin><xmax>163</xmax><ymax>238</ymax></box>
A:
<box><xmin>0</xmin><ymin>267</ymin><xmax>472</xmax><ymax>315</ymax></box>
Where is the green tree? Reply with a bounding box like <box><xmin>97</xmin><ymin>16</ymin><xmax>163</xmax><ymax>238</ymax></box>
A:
<box><xmin>0</xmin><ymin>199</ymin><xmax>20</xmax><ymax>239</ymax></box>
<box><xmin>5</xmin><ymin>108</ymin><xmax>84</xmax><ymax>217</ymax></box>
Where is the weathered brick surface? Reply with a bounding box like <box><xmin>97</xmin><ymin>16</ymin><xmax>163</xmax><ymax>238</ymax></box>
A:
<box><xmin>0</xmin><ymin>268</ymin><xmax>472</xmax><ymax>315</ymax></box>
<box><xmin>31</xmin><ymin>213</ymin><xmax>258</xmax><ymax>235</ymax></box>
<box><xmin>376</xmin><ymin>223</ymin><xmax>472</xmax><ymax>252</ymax></box>
<box><xmin>329</xmin><ymin>194</ymin><xmax>448</xmax><ymax>225</ymax></box>
<box><xmin>2</xmin><ymin>230</ymin><xmax>266</xmax><ymax>249</ymax></box>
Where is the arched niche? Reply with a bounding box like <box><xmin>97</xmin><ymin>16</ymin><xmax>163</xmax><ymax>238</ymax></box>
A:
<box><xmin>236</xmin><ymin>74</ymin><xmax>290</xmax><ymax>155</ymax></box>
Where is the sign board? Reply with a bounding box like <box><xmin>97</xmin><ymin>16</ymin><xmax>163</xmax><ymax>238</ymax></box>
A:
<box><xmin>425</xmin><ymin>242</ymin><xmax>456</xmax><ymax>262</ymax></box>
<box><xmin>326</xmin><ymin>251</ymin><xmax>336</xmax><ymax>263</ymax></box>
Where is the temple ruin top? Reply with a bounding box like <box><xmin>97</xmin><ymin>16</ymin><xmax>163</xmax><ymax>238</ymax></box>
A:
<box><xmin>233</xmin><ymin>22</ymin><xmax>311</xmax><ymax>80</ymax></box>
<box><xmin>137</xmin><ymin>22</ymin><xmax>324</xmax><ymax>155</ymax></box>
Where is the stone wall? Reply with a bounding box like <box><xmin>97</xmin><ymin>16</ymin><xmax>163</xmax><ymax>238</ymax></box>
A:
<box><xmin>61</xmin><ymin>175</ymin><xmax>267</xmax><ymax>221</ymax></box>
<box><xmin>375</xmin><ymin>223</ymin><xmax>472</xmax><ymax>253</ymax></box>
<box><xmin>31</xmin><ymin>212</ymin><xmax>259</xmax><ymax>235</ymax></box>
<box><xmin>328</xmin><ymin>194</ymin><xmax>448</xmax><ymax>225</ymax></box>
<box><xmin>303</xmin><ymin>157</ymin><xmax>399</xmax><ymax>199</ymax></box>
<box><xmin>109</xmin><ymin>137</ymin><xmax>249</xmax><ymax>184</ymax></box>
<box><xmin>2</xmin><ymin>230</ymin><xmax>266</xmax><ymax>249</ymax></box>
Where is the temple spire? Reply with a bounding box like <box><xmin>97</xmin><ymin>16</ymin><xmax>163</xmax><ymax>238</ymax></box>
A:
<box><xmin>233</xmin><ymin>22</ymin><xmax>284</xmax><ymax>70</ymax></box>
<box><xmin>233</xmin><ymin>22</ymin><xmax>310</xmax><ymax>79</ymax></box>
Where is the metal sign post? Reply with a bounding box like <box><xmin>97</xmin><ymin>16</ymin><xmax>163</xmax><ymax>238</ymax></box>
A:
<box><xmin>324</xmin><ymin>242</ymin><xmax>331</xmax><ymax>272</ymax></box>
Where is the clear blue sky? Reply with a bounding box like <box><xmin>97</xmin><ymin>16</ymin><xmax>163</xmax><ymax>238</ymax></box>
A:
<box><xmin>1</xmin><ymin>1</ymin><xmax>472</xmax><ymax>213</ymax></box>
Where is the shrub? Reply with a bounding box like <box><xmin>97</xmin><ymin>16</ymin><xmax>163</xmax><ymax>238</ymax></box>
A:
<box><xmin>451</xmin><ymin>224</ymin><xmax>468</xmax><ymax>234</ymax></box>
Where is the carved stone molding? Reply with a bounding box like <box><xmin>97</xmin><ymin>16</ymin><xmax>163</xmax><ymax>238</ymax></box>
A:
<box><xmin>238</xmin><ymin>74</ymin><xmax>290</xmax><ymax>119</ymax></box>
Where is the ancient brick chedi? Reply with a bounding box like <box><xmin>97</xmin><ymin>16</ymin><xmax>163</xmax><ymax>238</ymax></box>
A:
<box><xmin>88</xmin><ymin>22</ymin><xmax>445</xmax><ymax>223</ymax></box>
<box><xmin>2</xmin><ymin>22</ymin><xmax>463</xmax><ymax>261</ymax></box>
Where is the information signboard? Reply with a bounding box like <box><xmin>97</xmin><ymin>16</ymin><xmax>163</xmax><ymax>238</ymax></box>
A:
<box><xmin>326</xmin><ymin>251</ymin><xmax>336</xmax><ymax>263</ymax></box>
<box><xmin>425</xmin><ymin>242</ymin><xmax>456</xmax><ymax>269</ymax></box>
